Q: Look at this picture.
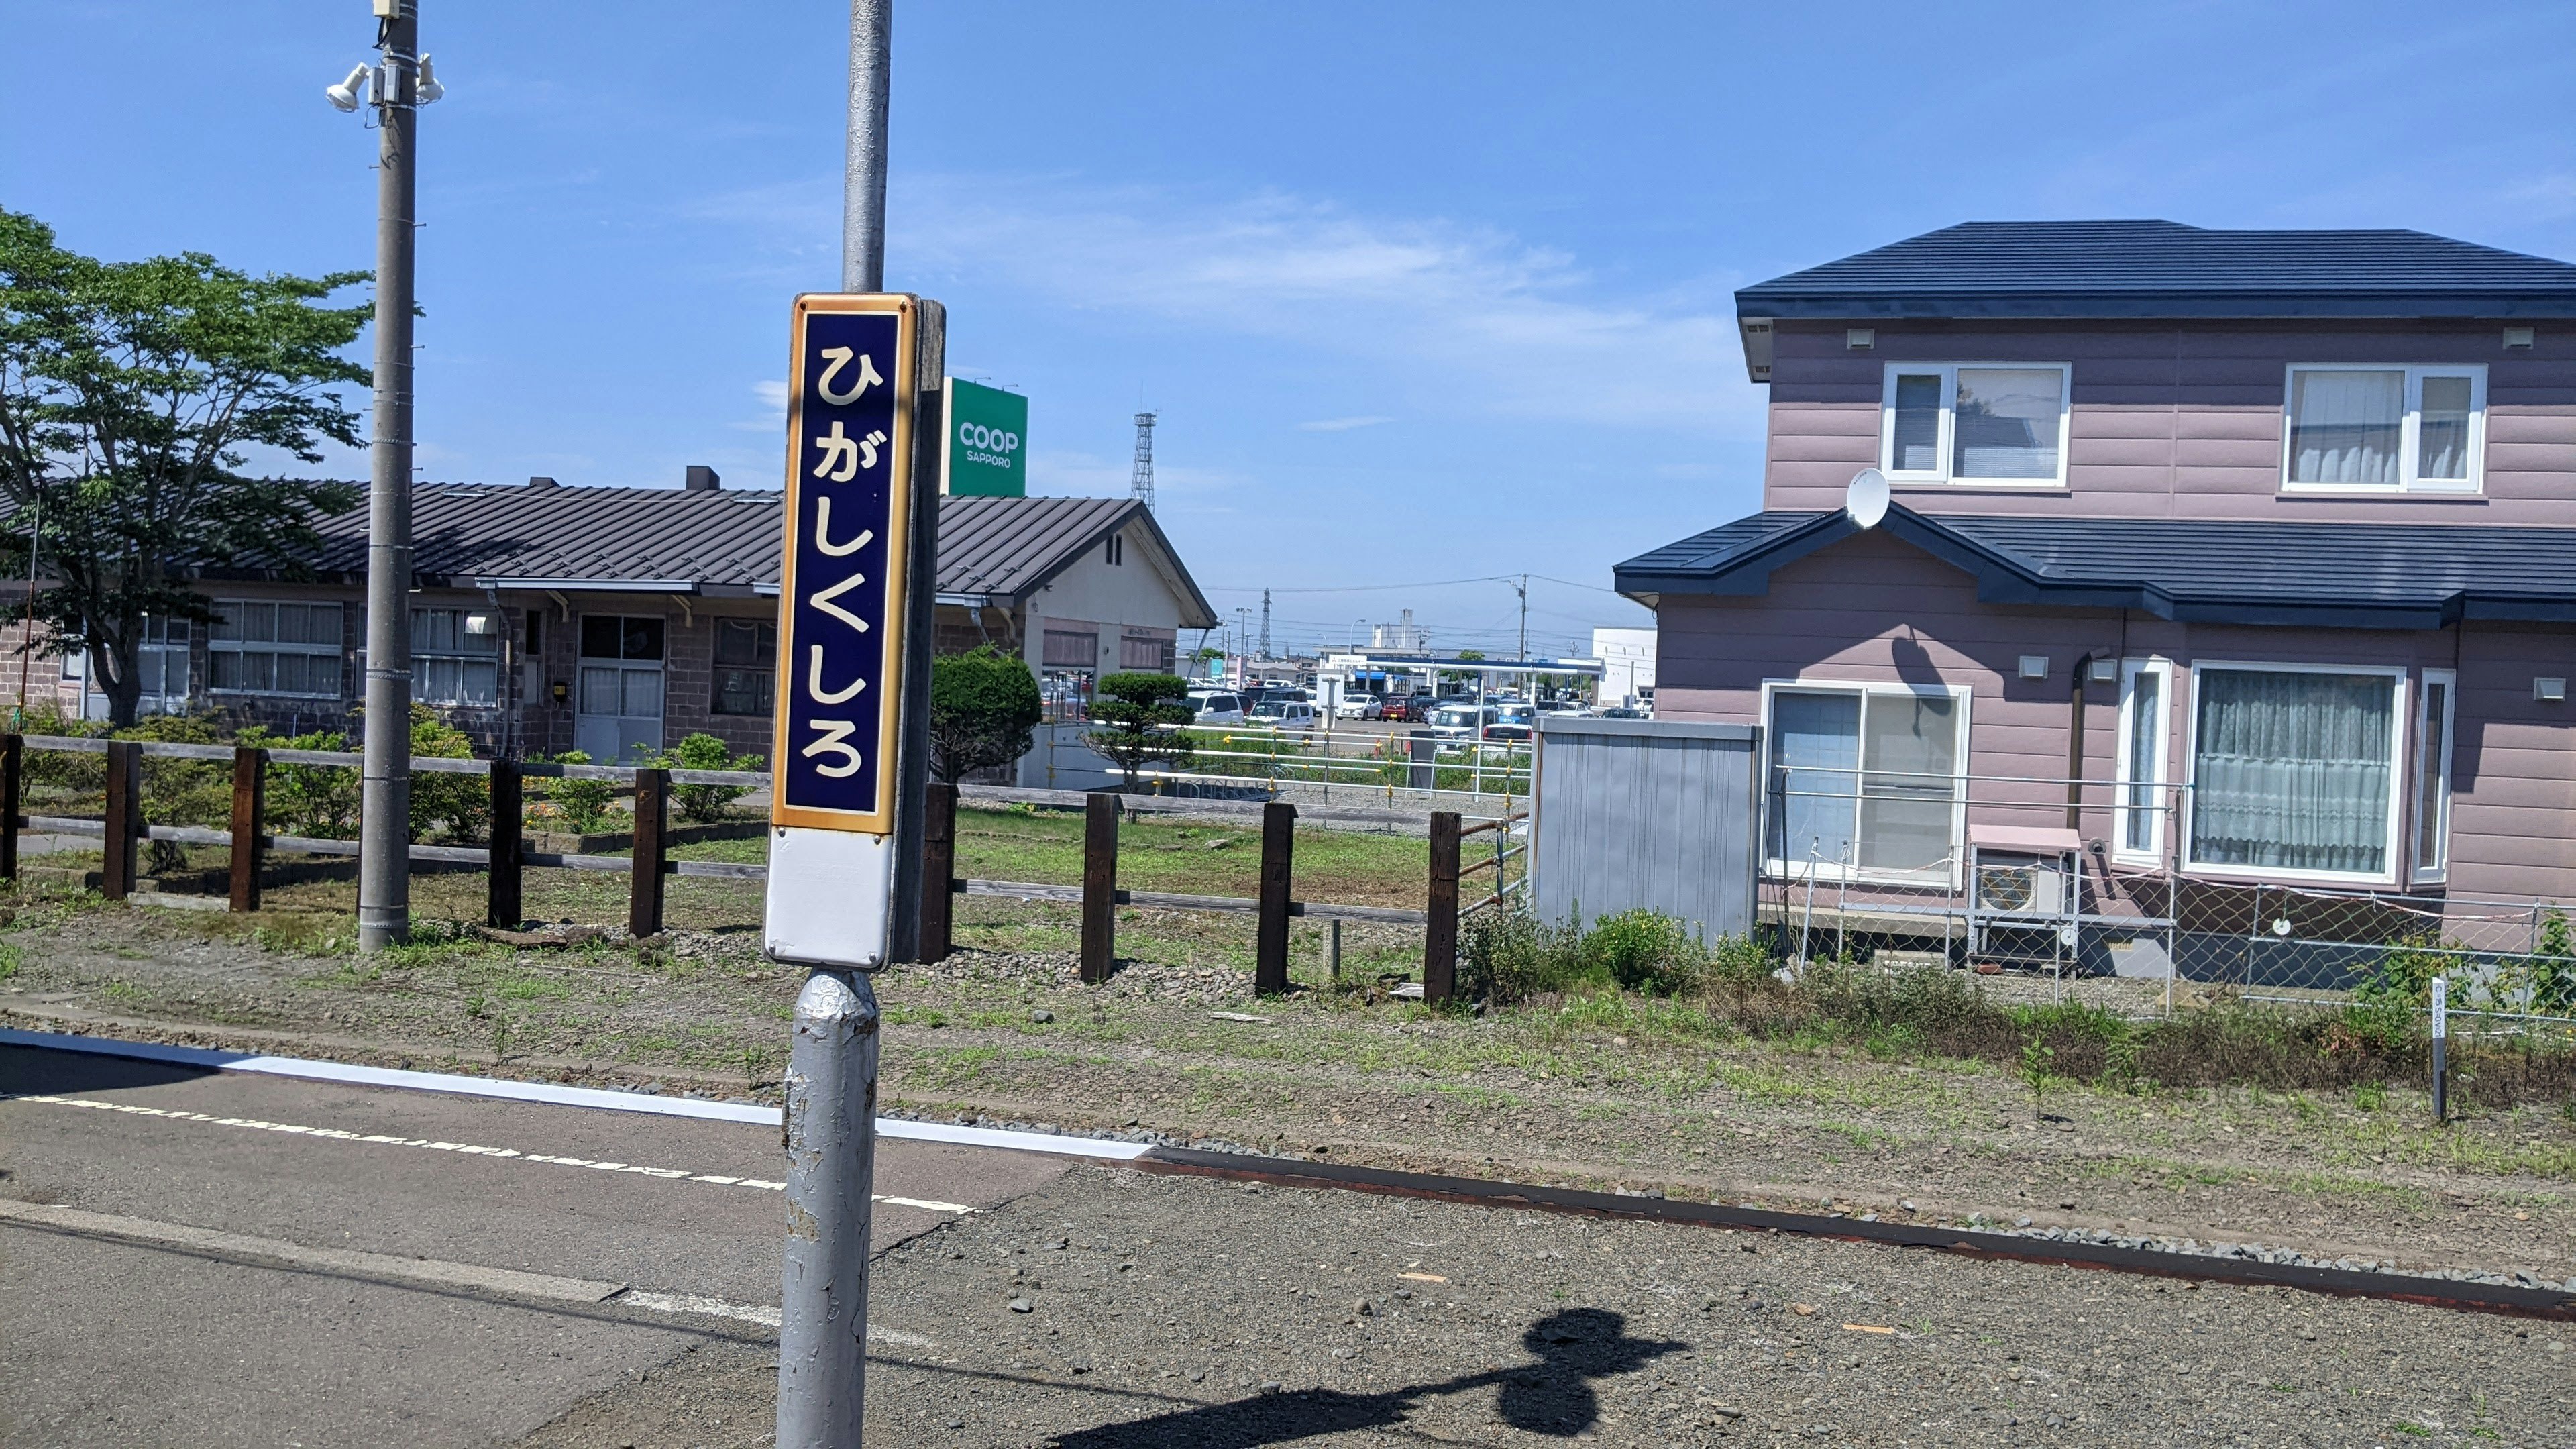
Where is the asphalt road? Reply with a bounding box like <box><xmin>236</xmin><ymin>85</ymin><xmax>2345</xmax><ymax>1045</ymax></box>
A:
<box><xmin>10</xmin><ymin>1043</ymin><xmax>2573</xmax><ymax>1448</ymax></box>
<box><xmin>0</xmin><ymin>1044</ymin><xmax>1069</xmax><ymax>1448</ymax></box>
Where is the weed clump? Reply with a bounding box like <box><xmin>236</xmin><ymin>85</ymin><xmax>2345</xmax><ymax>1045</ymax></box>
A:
<box><xmin>1459</xmin><ymin>904</ymin><xmax>2576</xmax><ymax>1107</ymax></box>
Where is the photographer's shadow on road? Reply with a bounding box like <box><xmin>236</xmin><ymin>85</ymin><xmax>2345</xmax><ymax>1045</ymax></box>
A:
<box><xmin>1045</xmin><ymin>1306</ymin><xmax>1685</xmax><ymax>1448</ymax></box>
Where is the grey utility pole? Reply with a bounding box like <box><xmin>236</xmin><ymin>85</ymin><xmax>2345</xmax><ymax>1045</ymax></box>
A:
<box><xmin>777</xmin><ymin>2</ymin><xmax>892</xmax><ymax>1444</ymax></box>
<box><xmin>358</xmin><ymin>1</ymin><xmax>422</xmax><ymax>953</ymax></box>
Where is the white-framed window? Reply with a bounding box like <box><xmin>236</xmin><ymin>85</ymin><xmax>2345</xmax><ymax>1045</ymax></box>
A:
<box><xmin>2183</xmin><ymin>663</ymin><xmax>2408</xmax><ymax>885</ymax></box>
<box><xmin>2113</xmin><ymin>658</ymin><xmax>2172</xmax><ymax>864</ymax></box>
<box><xmin>1761</xmin><ymin>679</ymin><xmax>1971</xmax><ymax>882</ymax></box>
<box><xmin>2280</xmin><ymin>364</ymin><xmax>2485</xmax><ymax>493</ymax></box>
<box><xmin>209</xmin><ymin>600</ymin><xmax>343</xmax><ymax>698</ymax></box>
<box><xmin>412</xmin><ymin>606</ymin><xmax>501</xmax><ymax>706</ymax></box>
<box><xmin>2413</xmin><ymin>667</ymin><xmax>2456</xmax><ymax>885</ymax></box>
<box><xmin>710</xmin><ymin>619</ymin><xmax>775</xmax><ymax>716</ymax></box>
<box><xmin>1879</xmin><ymin>362</ymin><xmax>2070</xmax><ymax>488</ymax></box>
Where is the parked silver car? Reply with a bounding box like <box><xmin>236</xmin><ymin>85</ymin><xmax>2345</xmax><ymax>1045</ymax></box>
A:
<box><xmin>1189</xmin><ymin>690</ymin><xmax>1245</xmax><ymax>724</ymax></box>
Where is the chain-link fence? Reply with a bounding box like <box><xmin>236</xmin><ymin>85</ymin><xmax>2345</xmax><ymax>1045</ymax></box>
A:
<box><xmin>1757</xmin><ymin>766</ymin><xmax>2576</xmax><ymax>1028</ymax></box>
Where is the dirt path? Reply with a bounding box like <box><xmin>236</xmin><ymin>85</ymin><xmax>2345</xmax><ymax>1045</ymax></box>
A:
<box><xmin>517</xmin><ymin>1163</ymin><xmax>2575</xmax><ymax>1448</ymax></box>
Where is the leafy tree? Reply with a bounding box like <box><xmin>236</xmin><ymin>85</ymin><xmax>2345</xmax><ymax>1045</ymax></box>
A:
<box><xmin>0</xmin><ymin>208</ymin><xmax>367</xmax><ymax>725</ymax></box>
<box><xmin>1086</xmin><ymin>671</ymin><xmax>1196</xmax><ymax>788</ymax></box>
<box><xmin>930</xmin><ymin>644</ymin><xmax>1042</xmax><ymax>784</ymax></box>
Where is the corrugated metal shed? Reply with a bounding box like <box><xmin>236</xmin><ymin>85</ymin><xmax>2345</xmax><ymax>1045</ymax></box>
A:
<box><xmin>228</xmin><ymin>483</ymin><xmax>1216</xmax><ymax>624</ymax></box>
<box><xmin>1530</xmin><ymin>715</ymin><xmax>1761</xmax><ymax>941</ymax></box>
<box><xmin>1615</xmin><ymin>504</ymin><xmax>2576</xmax><ymax>629</ymax></box>
<box><xmin>1736</xmin><ymin>221</ymin><xmax>2576</xmax><ymax>321</ymax></box>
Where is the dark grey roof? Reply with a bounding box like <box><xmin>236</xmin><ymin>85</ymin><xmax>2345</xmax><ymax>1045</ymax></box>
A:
<box><xmin>310</xmin><ymin>482</ymin><xmax>785</xmax><ymax>589</ymax></box>
<box><xmin>270</xmin><ymin>483</ymin><xmax>1217</xmax><ymax>625</ymax></box>
<box><xmin>1615</xmin><ymin>504</ymin><xmax>2576</xmax><ymax>629</ymax></box>
<box><xmin>1735</xmin><ymin>221</ymin><xmax>2576</xmax><ymax>321</ymax></box>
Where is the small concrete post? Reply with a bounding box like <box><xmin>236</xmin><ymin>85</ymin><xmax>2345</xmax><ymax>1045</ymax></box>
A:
<box><xmin>1255</xmin><ymin>800</ymin><xmax>1295</xmax><ymax>995</ymax></box>
<box><xmin>629</xmin><ymin>766</ymin><xmax>667</xmax><ymax>939</ymax></box>
<box><xmin>229</xmin><ymin>747</ymin><xmax>266</xmax><ymax>912</ymax></box>
<box><xmin>101</xmin><ymin>739</ymin><xmax>140</xmax><ymax>900</ymax></box>
<box><xmin>1081</xmin><ymin>791</ymin><xmax>1118</xmax><ymax>984</ymax></box>
<box><xmin>487</xmin><ymin>758</ymin><xmax>523</xmax><ymax>930</ymax></box>
<box><xmin>1424</xmin><ymin>810</ymin><xmax>1461</xmax><ymax>1004</ymax></box>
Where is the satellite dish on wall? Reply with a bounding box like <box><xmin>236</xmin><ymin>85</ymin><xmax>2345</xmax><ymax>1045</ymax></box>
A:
<box><xmin>1845</xmin><ymin>467</ymin><xmax>1890</xmax><ymax>529</ymax></box>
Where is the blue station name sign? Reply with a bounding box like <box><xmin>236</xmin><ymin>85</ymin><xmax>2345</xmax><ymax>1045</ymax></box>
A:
<box><xmin>771</xmin><ymin>294</ymin><xmax>919</xmax><ymax>834</ymax></box>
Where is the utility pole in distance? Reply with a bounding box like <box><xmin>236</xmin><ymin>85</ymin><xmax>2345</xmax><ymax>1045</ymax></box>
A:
<box><xmin>357</xmin><ymin>1</ymin><xmax>425</xmax><ymax>953</ymax></box>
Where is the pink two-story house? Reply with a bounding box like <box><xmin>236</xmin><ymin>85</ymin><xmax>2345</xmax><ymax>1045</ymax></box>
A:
<box><xmin>1618</xmin><ymin>221</ymin><xmax>2576</xmax><ymax>934</ymax></box>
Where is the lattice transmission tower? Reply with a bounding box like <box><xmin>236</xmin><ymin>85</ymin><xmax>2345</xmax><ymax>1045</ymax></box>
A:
<box><xmin>1130</xmin><ymin>411</ymin><xmax>1157</xmax><ymax>511</ymax></box>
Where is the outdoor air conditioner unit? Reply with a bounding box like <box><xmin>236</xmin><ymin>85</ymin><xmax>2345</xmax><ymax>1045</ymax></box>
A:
<box><xmin>1974</xmin><ymin>851</ymin><xmax>2068</xmax><ymax>918</ymax></box>
<box><xmin>1966</xmin><ymin>828</ymin><xmax>2083</xmax><ymax>968</ymax></box>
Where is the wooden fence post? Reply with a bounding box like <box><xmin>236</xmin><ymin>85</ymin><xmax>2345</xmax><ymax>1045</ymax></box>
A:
<box><xmin>629</xmin><ymin>767</ymin><xmax>667</xmax><ymax>939</ymax></box>
<box><xmin>1424</xmin><ymin>810</ymin><xmax>1460</xmax><ymax>1004</ymax></box>
<box><xmin>101</xmin><ymin>739</ymin><xmax>140</xmax><ymax>900</ymax></box>
<box><xmin>229</xmin><ymin>747</ymin><xmax>266</xmax><ymax>912</ymax></box>
<box><xmin>1254</xmin><ymin>800</ymin><xmax>1296</xmax><ymax>996</ymax></box>
<box><xmin>487</xmin><ymin>758</ymin><xmax>523</xmax><ymax>930</ymax></box>
<box><xmin>1080</xmin><ymin>790</ymin><xmax>1118</xmax><ymax>984</ymax></box>
<box><xmin>920</xmin><ymin>782</ymin><xmax>957</xmax><ymax>963</ymax></box>
<box><xmin>1</xmin><ymin>733</ymin><xmax>20</xmax><ymax>883</ymax></box>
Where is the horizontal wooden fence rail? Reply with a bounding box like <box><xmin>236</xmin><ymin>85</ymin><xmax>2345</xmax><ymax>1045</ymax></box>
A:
<box><xmin>18</xmin><ymin>735</ymin><xmax>766</xmax><ymax>786</ymax></box>
<box><xmin>4</xmin><ymin>735</ymin><xmax>1519</xmax><ymax>991</ymax></box>
<box><xmin>954</xmin><ymin>876</ymin><xmax>1427</xmax><ymax>926</ymax></box>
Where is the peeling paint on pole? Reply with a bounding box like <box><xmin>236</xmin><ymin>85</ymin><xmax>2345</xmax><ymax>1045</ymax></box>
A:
<box><xmin>777</xmin><ymin>969</ymin><xmax>880</xmax><ymax>1445</ymax></box>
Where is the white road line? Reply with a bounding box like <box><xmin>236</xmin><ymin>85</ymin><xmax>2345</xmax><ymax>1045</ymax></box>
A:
<box><xmin>0</xmin><ymin>1198</ymin><xmax>934</xmax><ymax>1345</ymax></box>
<box><xmin>0</xmin><ymin>1091</ymin><xmax>994</xmax><ymax>1208</ymax></box>
<box><xmin>0</xmin><ymin>1026</ymin><xmax>1150</xmax><ymax>1160</ymax></box>
<box><xmin>0</xmin><ymin>1197</ymin><xmax>625</xmax><ymax>1303</ymax></box>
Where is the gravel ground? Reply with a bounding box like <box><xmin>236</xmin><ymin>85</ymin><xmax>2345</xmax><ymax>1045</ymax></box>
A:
<box><xmin>519</xmin><ymin>1161</ymin><xmax>2576</xmax><ymax>1449</ymax></box>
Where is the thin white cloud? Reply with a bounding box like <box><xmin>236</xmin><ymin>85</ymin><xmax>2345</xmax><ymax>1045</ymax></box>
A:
<box><xmin>1298</xmin><ymin>415</ymin><xmax>1395</xmax><ymax>433</ymax></box>
<box><xmin>2506</xmin><ymin>174</ymin><xmax>2576</xmax><ymax>219</ymax></box>
<box><xmin>729</xmin><ymin>378</ymin><xmax>792</xmax><ymax>433</ymax></box>
<box><xmin>690</xmin><ymin>172</ymin><xmax>1764</xmax><ymax>435</ymax></box>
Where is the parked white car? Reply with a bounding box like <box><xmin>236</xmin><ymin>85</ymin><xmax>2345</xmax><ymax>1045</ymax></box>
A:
<box><xmin>1425</xmin><ymin>702</ymin><xmax>1494</xmax><ymax>739</ymax></box>
<box><xmin>1247</xmin><ymin>699</ymin><xmax>1318</xmax><ymax>733</ymax></box>
<box><xmin>1189</xmin><ymin>690</ymin><xmax>1245</xmax><ymax>724</ymax></box>
<box><xmin>1333</xmin><ymin>692</ymin><xmax>1380</xmax><ymax>720</ymax></box>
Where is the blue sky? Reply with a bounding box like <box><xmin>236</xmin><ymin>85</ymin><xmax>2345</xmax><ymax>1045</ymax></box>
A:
<box><xmin>7</xmin><ymin>1</ymin><xmax>2574</xmax><ymax>657</ymax></box>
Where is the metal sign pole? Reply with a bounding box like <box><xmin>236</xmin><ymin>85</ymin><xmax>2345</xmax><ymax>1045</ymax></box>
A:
<box><xmin>2430</xmin><ymin>973</ymin><xmax>2449</xmax><ymax>1124</ymax></box>
<box><xmin>769</xmin><ymin>292</ymin><xmax>935</xmax><ymax>1444</ymax></box>
<box><xmin>772</xmin><ymin>7</ymin><xmax>901</xmax><ymax>1444</ymax></box>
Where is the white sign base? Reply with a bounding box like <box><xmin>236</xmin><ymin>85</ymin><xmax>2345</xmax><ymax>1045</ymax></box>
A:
<box><xmin>764</xmin><ymin>826</ymin><xmax>895</xmax><ymax>968</ymax></box>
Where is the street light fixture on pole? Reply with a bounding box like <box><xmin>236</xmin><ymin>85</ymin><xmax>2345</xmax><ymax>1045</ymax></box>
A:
<box><xmin>327</xmin><ymin>1</ymin><xmax>442</xmax><ymax>953</ymax></box>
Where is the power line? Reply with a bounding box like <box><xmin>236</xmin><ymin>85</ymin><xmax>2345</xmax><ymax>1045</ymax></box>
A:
<box><xmin>1203</xmin><ymin>575</ymin><xmax>1518</xmax><ymax>595</ymax></box>
<box><xmin>1205</xmin><ymin>571</ymin><xmax>1645</xmax><ymax>602</ymax></box>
